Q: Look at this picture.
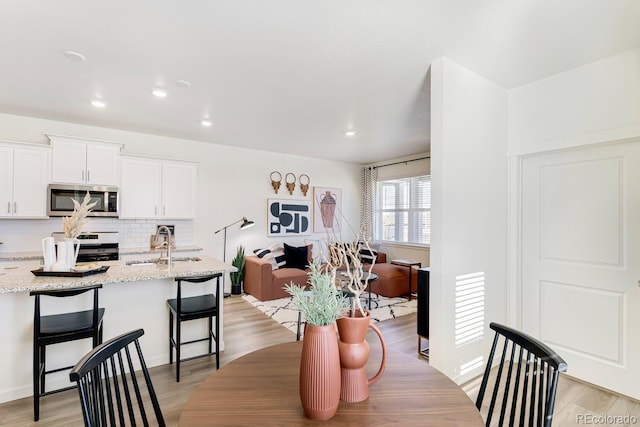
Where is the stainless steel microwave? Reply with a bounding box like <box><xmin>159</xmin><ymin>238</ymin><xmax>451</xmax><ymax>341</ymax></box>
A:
<box><xmin>47</xmin><ymin>184</ymin><xmax>119</xmax><ymax>217</ymax></box>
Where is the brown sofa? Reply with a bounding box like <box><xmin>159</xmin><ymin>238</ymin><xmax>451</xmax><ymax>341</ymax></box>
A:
<box><xmin>244</xmin><ymin>251</ymin><xmax>418</xmax><ymax>301</ymax></box>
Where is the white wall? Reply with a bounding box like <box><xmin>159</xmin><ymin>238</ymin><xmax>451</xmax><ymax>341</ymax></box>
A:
<box><xmin>430</xmin><ymin>58</ymin><xmax>508</xmax><ymax>384</ymax></box>
<box><xmin>0</xmin><ymin>113</ymin><xmax>362</xmax><ymax>265</ymax></box>
<box><xmin>509</xmin><ymin>48</ymin><xmax>640</xmax><ymax>156</ymax></box>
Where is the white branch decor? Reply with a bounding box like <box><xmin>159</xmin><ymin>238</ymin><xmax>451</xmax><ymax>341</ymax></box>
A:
<box><xmin>322</xmin><ymin>226</ymin><xmax>376</xmax><ymax>318</ymax></box>
<box><xmin>62</xmin><ymin>192</ymin><xmax>97</xmax><ymax>238</ymax></box>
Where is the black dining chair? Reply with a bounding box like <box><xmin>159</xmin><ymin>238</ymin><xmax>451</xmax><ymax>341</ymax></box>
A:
<box><xmin>168</xmin><ymin>273</ymin><xmax>222</xmax><ymax>382</ymax></box>
<box><xmin>30</xmin><ymin>284</ymin><xmax>105</xmax><ymax>421</ymax></box>
<box><xmin>475</xmin><ymin>322</ymin><xmax>568</xmax><ymax>427</ymax></box>
<box><xmin>69</xmin><ymin>328</ymin><xmax>166</xmax><ymax>427</ymax></box>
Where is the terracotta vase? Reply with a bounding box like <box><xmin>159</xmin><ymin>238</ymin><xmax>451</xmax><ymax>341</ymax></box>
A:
<box><xmin>336</xmin><ymin>310</ymin><xmax>387</xmax><ymax>403</ymax></box>
<box><xmin>299</xmin><ymin>324</ymin><xmax>341</xmax><ymax>421</ymax></box>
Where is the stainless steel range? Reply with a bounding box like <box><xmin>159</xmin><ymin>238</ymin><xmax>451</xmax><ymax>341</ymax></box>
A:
<box><xmin>52</xmin><ymin>231</ymin><xmax>119</xmax><ymax>262</ymax></box>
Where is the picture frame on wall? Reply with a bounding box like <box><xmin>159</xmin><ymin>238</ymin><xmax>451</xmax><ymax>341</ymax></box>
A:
<box><xmin>313</xmin><ymin>187</ymin><xmax>342</xmax><ymax>233</ymax></box>
<box><xmin>267</xmin><ymin>199</ymin><xmax>312</xmax><ymax>236</ymax></box>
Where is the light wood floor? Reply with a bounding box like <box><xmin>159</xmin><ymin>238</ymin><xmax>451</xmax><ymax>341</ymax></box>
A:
<box><xmin>1</xmin><ymin>295</ymin><xmax>638</xmax><ymax>426</ymax></box>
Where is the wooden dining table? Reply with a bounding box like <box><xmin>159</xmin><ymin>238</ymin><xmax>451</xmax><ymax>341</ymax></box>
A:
<box><xmin>178</xmin><ymin>341</ymin><xmax>484</xmax><ymax>426</ymax></box>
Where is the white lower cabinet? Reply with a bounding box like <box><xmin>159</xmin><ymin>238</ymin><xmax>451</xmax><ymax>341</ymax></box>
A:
<box><xmin>0</xmin><ymin>144</ymin><xmax>49</xmax><ymax>218</ymax></box>
<box><xmin>120</xmin><ymin>155</ymin><xmax>197</xmax><ymax>219</ymax></box>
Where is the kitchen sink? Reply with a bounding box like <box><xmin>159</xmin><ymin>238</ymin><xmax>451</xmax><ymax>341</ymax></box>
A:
<box><xmin>125</xmin><ymin>256</ymin><xmax>201</xmax><ymax>266</ymax></box>
<box><xmin>173</xmin><ymin>256</ymin><xmax>202</xmax><ymax>263</ymax></box>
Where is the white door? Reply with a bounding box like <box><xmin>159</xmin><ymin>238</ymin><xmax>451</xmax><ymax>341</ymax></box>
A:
<box><xmin>521</xmin><ymin>140</ymin><xmax>640</xmax><ymax>399</ymax></box>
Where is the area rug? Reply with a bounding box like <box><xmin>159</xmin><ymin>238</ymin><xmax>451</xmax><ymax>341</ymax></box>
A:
<box><xmin>242</xmin><ymin>292</ymin><xmax>417</xmax><ymax>337</ymax></box>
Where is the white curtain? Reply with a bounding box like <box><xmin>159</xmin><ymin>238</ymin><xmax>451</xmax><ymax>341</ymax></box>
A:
<box><xmin>360</xmin><ymin>166</ymin><xmax>378</xmax><ymax>240</ymax></box>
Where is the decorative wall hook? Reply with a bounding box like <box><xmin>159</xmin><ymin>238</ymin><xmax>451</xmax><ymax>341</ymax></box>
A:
<box><xmin>270</xmin><ymin>171</ymin><xmax>282</xmax><ymax>194</ymax></box>
<box><xmin>285</xmin><ymin>173</ymin><xmax>296</xmax><ymax>195</ymax></box>
<box><xmin>299</xmin><ymin>174</ymin><xmax>310</xmax><ymax>196</ymax></box>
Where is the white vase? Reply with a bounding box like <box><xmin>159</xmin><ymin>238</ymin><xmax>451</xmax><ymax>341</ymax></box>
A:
<box><xmin>54</xmin><ymin>238</ymin><xmax>80</xmax><ymax>271</ymax></box>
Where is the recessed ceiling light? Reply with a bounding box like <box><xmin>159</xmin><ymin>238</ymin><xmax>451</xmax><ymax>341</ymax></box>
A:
<box><xmin>63</xmin><ymin>50</ymin><xmax>86</xmax><ymax>62</ymax></box>
<box><xmin>176</xmin><ymin>80</ymin><xmax>192</xmax><ymax>88</ymax></box>
<box><xmin>90</xmin><ymin>99</ymin><xmax>107</xmax><ymax>108</ymax></box>
<box><xmin>345</xmin><ymin>130</ymin><xmax>356</xmax><ymax>137</ymax></box>
<box><xmin>201</xmin><ymin>119</ymin><xmax>212</xmax><ymax>127</ymax></box>
<box><xmin>152</xmin><ymin>88</ymin><xmax>169</xmax><ymax>98</ymax></box>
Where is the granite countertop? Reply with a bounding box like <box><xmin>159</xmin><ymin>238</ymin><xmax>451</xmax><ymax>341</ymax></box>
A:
<box><xmin>0</xmin><ymin>246</ymin><xmax>203</xmax><ymax>262</ymax></box>
<box><xmin>0</xmin><ymin>254</ymin><xmax>235</xmax><ymax>294</ymax></box>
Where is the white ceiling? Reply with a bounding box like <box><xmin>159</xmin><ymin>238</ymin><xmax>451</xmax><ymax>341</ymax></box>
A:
<box><xmin>0</xmin><ymin>1</ymin><xmax>638</xmax><ymax>164</ymax></box>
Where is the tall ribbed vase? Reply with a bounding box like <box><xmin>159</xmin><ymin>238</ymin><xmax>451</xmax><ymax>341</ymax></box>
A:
<box><xmin>299</xmin><ymin>324</ymin><xmax>341</xmax><ymax>421</ymax></box>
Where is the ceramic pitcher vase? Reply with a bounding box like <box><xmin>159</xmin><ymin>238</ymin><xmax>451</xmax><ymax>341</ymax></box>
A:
<box><xmin>299</xmin><ymin>324</ymin><xmax>341</xmax><ymax>421</ymax></box>
<box><xmin>336</xmin><ymin>310</ymin><xmax>387</xmax><ymax>403</ymax></box>
<box><xmin>53</xmin><ymin>238</ymin><xmax>80</xmax><ymax>272</ymax></box>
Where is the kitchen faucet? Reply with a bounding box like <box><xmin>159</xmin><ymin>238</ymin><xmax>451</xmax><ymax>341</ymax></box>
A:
<box><xmin>154</xmin><ymin>225</ymin><xmax>173</xmax><ymax>265</ymax></box>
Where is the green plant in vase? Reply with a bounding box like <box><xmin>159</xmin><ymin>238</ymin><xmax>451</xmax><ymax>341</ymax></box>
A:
<box><xmin>229</xmin><ymin>245</ymin><xmax>246</xmax><ymax>295</ymax></box>
<box><xmin>284</xmin><ymin>262</ymin><xmax>348</xmax><ymax>326</ymax></box>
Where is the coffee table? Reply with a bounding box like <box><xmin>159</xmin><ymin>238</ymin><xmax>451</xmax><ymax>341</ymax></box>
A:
<box><xmin>178</xmin><ymin>341</ymin><xmax>484</xmax><ymax>426</ymax></box>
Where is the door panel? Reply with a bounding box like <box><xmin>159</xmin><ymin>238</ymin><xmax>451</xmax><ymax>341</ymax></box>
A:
<box><xmin>521</xmin><ymin>140</ymin><xmax>640</xmax><ymax>399</ymax></box>
<box><xmin>540</xmin><ymin>158</ymin><xmax>622</xmax><ymax>266</ymax></box>
<box><xmin>540</xmin><ymin>280</ymin><xmax>623</xmax><ymax>364</ymax></box>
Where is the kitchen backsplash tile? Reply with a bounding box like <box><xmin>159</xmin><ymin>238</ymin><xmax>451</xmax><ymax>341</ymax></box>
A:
<box><xmin>0</xmin><ymin>219</ymin><xmax>192</xmax><ymax>252</ymax></box>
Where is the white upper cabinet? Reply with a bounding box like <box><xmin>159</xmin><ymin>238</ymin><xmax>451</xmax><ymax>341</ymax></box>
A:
<box><xmin>0</xmin><ymin>143</ymin><xmax>50</xmax><ymax>218</ymax></box>
<box><xmin>120</xmin><ymin>156</ymin><xmax>161</xmax><ymax>219</ymax></box>
<box><xmin>120</xmin><ymin>155</ymin><xmax>197</xmax><ymax>219</ymax></box>
<box><xmin>162</xmin><ymin>162</ymin><xmax>197</xmax><ymax>219</ymax></box>
<box><xmin>49</xmin><ymin>136</ymin><xmax>121</xmax><ymax>186</ymax></box>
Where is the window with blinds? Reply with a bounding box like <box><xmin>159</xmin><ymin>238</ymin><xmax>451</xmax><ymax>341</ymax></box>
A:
<box><xmin>374</xmin><ymin>175</ymin><xmax>430</xmax><ymax>245</ymax></box>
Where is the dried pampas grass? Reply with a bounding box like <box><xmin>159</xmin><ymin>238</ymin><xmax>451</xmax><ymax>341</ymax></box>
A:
<box><xmin>62</xmin><ymin>192</ymin><xmax>97</xmax><ymax>238</ymax></box>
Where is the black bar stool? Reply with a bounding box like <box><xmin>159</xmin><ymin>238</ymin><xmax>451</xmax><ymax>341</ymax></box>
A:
<box><xmin>30</xmin><ymin>284</ymin><xmax>105</xmax><ymax>421</ymax></box>
<box><xmin>168</xmin><ymin>273</ymin><xmax>222</xmax><ymax>382</ymax></box>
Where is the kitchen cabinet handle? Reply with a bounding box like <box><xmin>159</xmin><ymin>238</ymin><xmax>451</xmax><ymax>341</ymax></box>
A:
<box><xmin>7</xmin><ymin>202</ymin><xmax>10</xmax><ymax>214</ymax></box>
<box><xmin>163</xmin><ymin>206</ymin><xmax>166</xmax><ymax>216</ymax></box>
<box><xmin>82</xmin><ymin>170</ymin><xmax>85</xmax><ymax>181</ymax></box>
<box><xmin>87</xmin><ymin>170</ymin><xmax>90</xmax><ymax>182</ymax></box>
<box><xmin>13</xmin><ymin>202</ymin><xmax>16</xmax><ymax>214</ymax></box>
<box><xmin>155</xmin><ymin>206</ymin><xmax>157</xmax><ymax>216</ymax></box>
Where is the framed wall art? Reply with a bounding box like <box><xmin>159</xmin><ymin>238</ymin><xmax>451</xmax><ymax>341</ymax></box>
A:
<box><xmin>313</xmin><ymin>187</ymin><xmax>342</xmax><ymax>233</ymax></box>
<box><xmin>267</xmin><ymin>199</ymin><xmax>312</xmax><ymax>236</ymax></box>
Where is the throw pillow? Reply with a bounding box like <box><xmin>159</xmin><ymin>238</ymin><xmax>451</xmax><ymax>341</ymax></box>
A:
<box><xmin>359</xmin><ymin>248</ymin><xmax>378</xmax><ymax>264</ymax></box>
<box><xmin>253</xmin><ymin>243</ymin><xmax>286</xmax><ymax>270</ymax></box>
<box><xmin>254</xmin><ymin>247</ymin><xmax>271</xmax><ymax>258</ymax></box>
<box><xmin>283</xmin><ymin>243</ymin><xmax>309</xmax><ymax>270</ymax></box>
<box><xmin>267</xmin><ymin>242</ymin><xmax>287</xmax><ymax>269</ymax></box>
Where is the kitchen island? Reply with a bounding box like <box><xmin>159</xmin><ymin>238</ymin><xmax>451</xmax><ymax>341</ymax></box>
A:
<box><xmin>0</xmin><ymin>255</ymin><xmax>235</xmax><ymax>404</ymax></box>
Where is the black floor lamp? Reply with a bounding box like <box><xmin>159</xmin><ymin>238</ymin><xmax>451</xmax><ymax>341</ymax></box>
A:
<box><xmin>215</xmin><ymin>217</ymin><xmax>255</xmax><ymax>297</ymax></box>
